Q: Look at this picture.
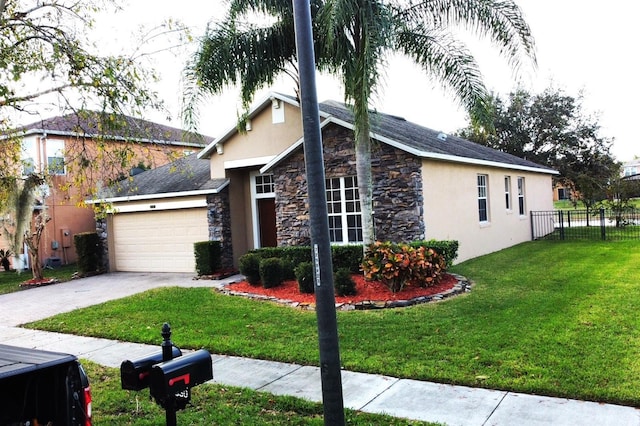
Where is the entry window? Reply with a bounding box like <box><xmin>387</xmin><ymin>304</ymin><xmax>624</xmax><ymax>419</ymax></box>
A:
<box><xmin>46</xmin><ymin>139</ymin><xmax>65</xmax><ymax>175</ymax></box>
<box><xmin>255</xmin><ymin>174</ymin><xmax>274</xmax><ymax>195</ymax></box>
<box><xmin>504</xmin><ymin>176</ymin><xmax>512</xmax><ymax>210</ymax></box>
<box><xmin>517</xmin><ymin>177</ymin><xmax>526</xmax><ymax>216</ymax></box>
<box><xmin>477</xmin><ymin>174</ymin><xmax>489</xmax><ymax>223</ymax></box>
<box><xmin>326</xmin><ymin>176</ymin><xmax>362</xmax><ymax>243</ymax></box>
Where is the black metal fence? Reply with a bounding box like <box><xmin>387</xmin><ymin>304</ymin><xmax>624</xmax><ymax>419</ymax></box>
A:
<box><xmin>531</xmin><ymin>209</ymin><xmax>640</xmax><ymax>241</ymax></box>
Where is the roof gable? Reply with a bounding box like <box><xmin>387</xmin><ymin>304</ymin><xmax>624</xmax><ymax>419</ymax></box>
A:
<box><xmin>198</xmin><ymin>92</ymin><xmax>301</xmax><ymax>159</ymax></box>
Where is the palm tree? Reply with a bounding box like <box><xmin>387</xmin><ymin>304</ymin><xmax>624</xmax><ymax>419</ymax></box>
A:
<box><xmin>185</xmin><ymin>0</ymin><xmax>536</xmax><ymax>246</ymax></box>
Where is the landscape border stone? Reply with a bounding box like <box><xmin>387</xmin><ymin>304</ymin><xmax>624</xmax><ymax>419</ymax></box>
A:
<box><xmin>219</xmin><ymin>273</ymin><xmax>472</xmax><ymax>311</ymax></box>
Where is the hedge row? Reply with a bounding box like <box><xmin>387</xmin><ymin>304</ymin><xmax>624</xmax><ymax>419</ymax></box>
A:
<box><xmin>248</xmin><ymin>240</ymin><xmax>458</xmax><ymax>271</ymax></box>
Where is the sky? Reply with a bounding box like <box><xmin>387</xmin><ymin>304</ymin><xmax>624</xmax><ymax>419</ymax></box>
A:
<box><xmin>95</xmin><ymin>0</ymin><xmax>638</xmax><ymax>161</ymax></box>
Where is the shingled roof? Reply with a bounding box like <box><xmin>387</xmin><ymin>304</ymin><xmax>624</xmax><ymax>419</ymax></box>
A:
<box><xmin>16</xmin><ymin>110</ymin><xmax>212</xmax><ymax>147</ymax></box>
<box><xmin>104</xmin><ymin>154</ymin><xmax>228</xmax><ymax>201</ymax></box>
<box><xmin>317</xmin><ymin>100</ymin><xmax>557</xmax><ymax>174</ymax></box>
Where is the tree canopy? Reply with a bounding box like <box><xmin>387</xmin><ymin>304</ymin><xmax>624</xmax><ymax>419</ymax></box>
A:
<box><xmin>457</xmin><ymin>87</ymin><xmax>619</xmax><ymax>205</ymax></box>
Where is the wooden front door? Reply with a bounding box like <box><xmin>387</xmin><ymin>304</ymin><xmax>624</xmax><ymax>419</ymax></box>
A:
<box><xmin>258</xmin><ymin>198</ymin><xmax>277</xmax><ymax>247</ymax></box>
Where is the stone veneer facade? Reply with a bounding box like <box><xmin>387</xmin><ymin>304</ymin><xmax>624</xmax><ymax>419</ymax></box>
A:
<box><xmin>274</xmin><ymin>123</ymin><xmax>425</xmax><ymax>246</ymax></box>
<box><xmin>206</xmin><ymin>188</ymin><xmax>234</xmax><ymax>269</ymax></box>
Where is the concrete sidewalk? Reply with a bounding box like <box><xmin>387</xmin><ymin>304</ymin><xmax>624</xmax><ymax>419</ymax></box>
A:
<box><xmin>1</xmin><ymin>272</ymin><xmax>639</xmax><ymax>425</ymax></box>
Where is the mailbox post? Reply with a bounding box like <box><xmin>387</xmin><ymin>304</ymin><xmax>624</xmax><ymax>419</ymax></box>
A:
<box><xmin>120</xmin><ymin>323</ymin><xmax>213</xmax><ymax>426</ymax></box>
<box><xmin>160</xmin><ymin>323</ymin><xmax>178</xmax><ymax>426</ymax></box>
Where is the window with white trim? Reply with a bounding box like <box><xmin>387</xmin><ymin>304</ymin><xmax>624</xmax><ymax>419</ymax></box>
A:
<box><xmin>326</xmin><ymin>176</ymin><xmax>362</xmax><ymax>243</ymax></box>
<box><xmin>46</xmin><ymin>139</ymin><xmax>65</xmax><ymax>175</ymax></box>
<box><xmin>504</xmin><ymin>176</ymin><xmax>512</xmax><ymax>210</ymax></box>
<box><xmin>477</xmin><ymin>174</ymin><xmax>489</xmax><ymax>223</ymax></box>
<box><xmin>517</xmin><ymin>176</ymin><xmax>526</xmax><ymax>216</ymax></box>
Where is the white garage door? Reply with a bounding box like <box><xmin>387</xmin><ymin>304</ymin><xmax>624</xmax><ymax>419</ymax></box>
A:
<box><xmin>112</xmin><ymin>208</ymin><xmax>208</xmax><ymax>273</ymax></box>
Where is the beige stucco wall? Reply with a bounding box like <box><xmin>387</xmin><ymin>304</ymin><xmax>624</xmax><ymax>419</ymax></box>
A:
<box><xmin>422</xmin><ymin>160</ymin><xmax>554</xmax><ymax>263</ymax></box>
<box><xmin>209</xmin><ymin>102</ymin><xmax>303</xmax><ymax>179</ymax></box>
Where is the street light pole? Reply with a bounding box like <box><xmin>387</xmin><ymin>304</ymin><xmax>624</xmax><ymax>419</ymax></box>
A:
<box><xmin>291</xmin><ymin>0</ymin><xmax>346</xmax><ymax>424</ymax></box>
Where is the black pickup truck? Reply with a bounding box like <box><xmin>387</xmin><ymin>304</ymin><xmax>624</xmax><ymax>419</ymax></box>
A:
<box><xmin>0</xmin><ymin>344</ymin><xmax>92</xmax><ymax>425</ymax></box>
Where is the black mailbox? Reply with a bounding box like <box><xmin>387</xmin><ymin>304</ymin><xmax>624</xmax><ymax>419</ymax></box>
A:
<box><xmin>149</xmin><ymin>349</ymin><xmax>213</xmax><ymax>403</ymax></box>
<box><xmin>120</xmin><ymin>346</ymin><xmax>182</xmax><ymax>391</ymax></box>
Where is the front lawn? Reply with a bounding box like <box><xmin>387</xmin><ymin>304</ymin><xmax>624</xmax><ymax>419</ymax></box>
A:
<box><xmin>0</xmin><ymin>264</ymin><xmax>78</xmax><ymax>295</ymax></box>
<box><xmin>28</xmin><ymin>240</ymin><xmax>640</xmax><ymax>406</ymax></box>
<box><xmin>83</xmin><ymin>362</ymin><xmax>434</xmax><ymax>425</ymax></box>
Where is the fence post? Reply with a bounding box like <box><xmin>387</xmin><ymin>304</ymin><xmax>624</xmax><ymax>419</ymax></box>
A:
<box><xmin>600</xmin><ymin>208</ymin><xmax>606</xmax><ymax>240</ymax></box>
<box><xmin>558</xmin><ymin>210</ymin><xmax>565</xmax><ymax>240</ymax></box>
<box><xmin>530</xmin><ymin>211</ymin><xmax>534</xmax><ymax>240</ymax></box>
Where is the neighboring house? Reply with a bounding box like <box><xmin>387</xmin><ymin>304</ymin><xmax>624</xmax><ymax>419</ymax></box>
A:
<box><xmin>1</xmin><ymin>111</ymin><xmax>209</xmax><ymax>269</ymax></box>
<box><xmin>622</xmin><ymin>159</ymin><xmax>640</xmax><ymax>180</ymax></box>
<box><xmin>96</xmin><ymin>92</ymin><xmax>557</xmax><ymax>273</ymax></box>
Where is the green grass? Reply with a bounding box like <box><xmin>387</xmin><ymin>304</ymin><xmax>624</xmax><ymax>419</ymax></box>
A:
<box><xmin>0</xmin><ymin>264</ymin><xmax>78</xmax><ymax>295</ymax></box>
<box><xmin>28</xmin><ymin>241</ymin><xmax>640</xmax><ymax>406</ymax></box>
<box><xmin>554</xmin><ymin>198</ymin><xmax>640</xmax><ymax>210</ymax></box>
<box><xmin>85</xmin><ymin>361</ymin><xmax>436</xmax><ymax>425</ymax></box>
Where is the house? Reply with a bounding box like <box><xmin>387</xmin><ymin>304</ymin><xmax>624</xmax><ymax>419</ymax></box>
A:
<box><xmin>622</xmin><ymin>159</ymin><xmax>640</xmax><ymax>179</ymax></box>
<box><xmin>96</xmin><ymin>92</ymin><xmax>557</xmax><ymax>273</ymax></box>
<box><xmin>1</xmin><ymin>111</ymin><xmax>209</xmax><ymax>269</ymax></box>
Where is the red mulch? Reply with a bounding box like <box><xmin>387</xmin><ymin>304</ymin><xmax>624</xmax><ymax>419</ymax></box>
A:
<box><xmin>19</xmin><ymin>278</ymin><xmax>59</xmax><ymax>288</ymax></box>
<box><xmin>226</xmin><ymin>273</ymin><xmax>458</xmax><ymax>304</ymax></box>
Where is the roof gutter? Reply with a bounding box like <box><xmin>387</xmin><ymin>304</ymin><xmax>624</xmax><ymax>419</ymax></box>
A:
<box><xmin>86</xmin><ymin>180</ymin><xmax>230</xmax><ymax>205</ymax></box>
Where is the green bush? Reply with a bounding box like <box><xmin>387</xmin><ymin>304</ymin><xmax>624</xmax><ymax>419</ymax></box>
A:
<box><xmin>194</xmin><ymin>241</ymin><xmax>222</xmax><ymax>275</ymax></box>
<box><xmin>280</xmin><ymin>258</ymin><xmax>297</xmax><ymax>281</ymax></box>
<box><xmin>74</xmin><ymin>232</ymin><xmax>102</xmax><ymax>275</ymax></box>
<box><xmin>239</xmin><ymin>253</ymin><xmax>261</xmax><ymax>285</ymax></box>
<box><xmin>334</xmin><ymin>268</ymin><xmax>356</xmax><ymax>296</ymax></box>
<box><xmin>295</xmin><ymin>262</ymin><xmax>315</xmax><ymax>294</ymax></box>
<box><xmin>332</xmin><ymin>245</ymin><xmax>363</xmax><ymax>273</ymax></box>
<box><xmin>259</xmin><ymin>257</ymin><xmax>283</xmax><ymax>289</ymax></box>
<box><xmin>410</xmin><ymin>240</ymin><xmax>459</xmax><ymax>267</ymax></box>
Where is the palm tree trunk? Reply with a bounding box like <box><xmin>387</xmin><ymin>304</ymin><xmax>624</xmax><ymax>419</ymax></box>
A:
<box><xmin>355</xmin><ymin>112</ymin><xmax>374</xmax><ymax>246</ymax></box>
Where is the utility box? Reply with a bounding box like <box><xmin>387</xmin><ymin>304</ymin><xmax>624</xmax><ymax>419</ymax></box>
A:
<box><xmin>61</xmin><ymin>229</ymin><xmax>72</xmax><ymax>248</ymax></box>
<box><xmin>44</xmin><ymin>257</ymin><xmax>62</xmax><ymax>268</ymax></box>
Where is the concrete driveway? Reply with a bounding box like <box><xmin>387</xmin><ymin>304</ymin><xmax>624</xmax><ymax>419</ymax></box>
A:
<box><xmin>0</xmin><ymin>271</ymin><xmax>235</xmax><ymax>326</ymax></box>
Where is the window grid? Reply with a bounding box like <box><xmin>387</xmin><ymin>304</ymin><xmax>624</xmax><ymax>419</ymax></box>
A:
<box><xmin>326</xmin><ymin>176</ymin><xmax>362</xmax><ymax>243</ymax></box>
<box><xmin>255</xmin><ymin>174</ymin><xmax>274</xmax><ymax>195</ymax></box>
<box><xmin>478</xmin><ymin>174</ymin><xmax>489</xmax><ymax>223</ymax></box>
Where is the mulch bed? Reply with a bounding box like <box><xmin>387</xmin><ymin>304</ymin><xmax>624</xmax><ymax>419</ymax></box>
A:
<box><xmin>225</xmin><ymin>273</ymin><xmax>470</xmax><ymax>309</ymax></box>
<box><xmin>19</xmin><ymin>278</ymin><xmax>60</xmax><ymax>288</ymax></box>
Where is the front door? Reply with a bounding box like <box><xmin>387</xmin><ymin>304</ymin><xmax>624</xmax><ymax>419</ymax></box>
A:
<box><xmin>258</xmin><ymin>198</ymin><xmax>277</xmax><ymax>247</ymax></box>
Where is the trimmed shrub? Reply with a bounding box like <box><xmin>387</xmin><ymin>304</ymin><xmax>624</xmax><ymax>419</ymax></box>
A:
<box><xmin>334</xmin><ymin>268</ymin><xmax>356</xmax><ymax>297</ymax></box>
<box><xmin>239</xmin><ymin>253</ymin><xmax>261</xmax><ymax>285</ymax></box>
<box><xmin>194</xmin><ymin>241</ymin><xmax>222</xmax><ymax>276</ymax></box>
<box><xmin>259</xmin><ymin>257</ymin><xmax>283</xmax><ymax>289</ymax></box>
<box><xmin>332</xmin><ymin>245</ymin><xmax>363</xmax><ymax>273</ymax></box>
<box><xmin>410</xmin><ymin>240</ymin><xmax>459</xmax><ymax>267</ymax></box>
<box><xmin>248</xmin><ymin>246</ymin><xmax>311</xmax><ymax>280</ymax></box>
<box><xmin>280</xmin><ymin>258</ymin><xmax>297</xmax><ymax>281</ymax></box>
<box><xmin>295</xmin><ymin>261</ymin><xmax>315</xmax><ymax>294</ymax></box>
<box><xmin>74</xmin><ymin>232</ymin><xmax>102</xmax><ymax>275</ymax></box>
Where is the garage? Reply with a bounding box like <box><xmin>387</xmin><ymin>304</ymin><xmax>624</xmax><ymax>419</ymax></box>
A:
<box><xmin>111</xmin><ymin>208</ymin><xmax>208</xmax><ymax>273</ymax></box>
